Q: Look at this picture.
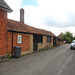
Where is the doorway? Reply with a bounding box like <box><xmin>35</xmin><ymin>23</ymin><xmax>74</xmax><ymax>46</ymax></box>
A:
<box><xmin>33</xmin><ymin>34</ymin><xmax>38</xmax><ymax>52</ymax></box>
<box><xmin>53</xmin><ymin>37</ymin><xmax>56</xmax><ymax>46</ymax></box>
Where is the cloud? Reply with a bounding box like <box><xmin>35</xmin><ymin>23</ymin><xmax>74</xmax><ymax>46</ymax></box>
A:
<box><xmin>4</xmin><ymin>0</ymin><xmax>75</xmax><ymax>36</ymax></box>
<box><xmin>22</xmin><ymin>0</ymin><xmax>75</xmax><ymax>27</ymax></box>
<box><xmin>66</xmin><ymin>12</ymin><xmax>75</xmax><ymax>26</ymax></box>
<box><xmin>5</xmin><ymin>0</ymin><xmax>22</xmax><ymax>21</ymax></box>
<box><xmin>21</xmin><ymin>0</ymin><xmax>75</xmax><ymax>36</ymax></box>
<box><xmin>37</xmin><ymin>0</ymin><xmax>75</xmax><ymax>27</ymax></box>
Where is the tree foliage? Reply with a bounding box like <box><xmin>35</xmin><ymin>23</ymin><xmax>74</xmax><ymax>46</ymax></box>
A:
<box><xmin>61</xmin><ymin>32</ymin><xmax>73</xmax><ymax>43</ymax></box>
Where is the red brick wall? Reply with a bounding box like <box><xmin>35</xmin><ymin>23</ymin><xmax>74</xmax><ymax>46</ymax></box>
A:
<box><xmin>45</xmin><ymin>36</ymin><xmax>47</xmax><ymax>45</ymax></box>
<box><xmin>7</xmin><ymin>32</ymin><xmax>30</xmax><ymax>54</ymax></box>
<box><xmin>0</xmin><ymin>10</ymin><xmax>7</xmax><ymax>55</ymax></box>
<box><xmin>7</xmin><ymin>32</ymin><xmax>12</xmax><ymax>54</ymax></box>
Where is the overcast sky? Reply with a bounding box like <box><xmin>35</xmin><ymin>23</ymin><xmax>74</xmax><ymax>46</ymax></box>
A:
<box><xmin>5</xmin><ymin>0</ymin><xmax>75</xmax><ymax>36</ymax></box>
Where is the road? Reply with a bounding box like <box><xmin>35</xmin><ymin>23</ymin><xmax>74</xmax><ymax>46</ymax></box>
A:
<box><xmin>0</xmin><ymin>44</ymin><xmax>75</xmax><ymax>75</ymax></box>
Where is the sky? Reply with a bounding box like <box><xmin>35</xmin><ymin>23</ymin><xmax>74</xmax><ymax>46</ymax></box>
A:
<box><xmin>5</xmin><ymin>0</ymin><xmax>75</xmax><ymax>36</ymax></box>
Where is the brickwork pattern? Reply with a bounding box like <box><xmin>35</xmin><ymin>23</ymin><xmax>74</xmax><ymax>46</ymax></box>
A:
<box><xmin>7</xmin><ymin>32</ymin><xmax>30</xmax><ymax>55</ymax></box>
<box><xmin>0</xmin><ymin>10</ymin><xmax>7</xmax><ymax>55</ymax></box>
<box><xmin>38</xmin><ymin>36</ymin><xmax>53</xmax><ymax>50</ymax></box>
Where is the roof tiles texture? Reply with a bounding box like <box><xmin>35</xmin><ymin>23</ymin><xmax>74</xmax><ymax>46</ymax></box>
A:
<box><xmin>7</xmin><ymin>19</ymin><xmax>56</xmax><ymax>37</ymax></box>
<box><xmin>58</xmin><ymin>34</ymin><xmax>62</xmax><ymax>39</ymax></box>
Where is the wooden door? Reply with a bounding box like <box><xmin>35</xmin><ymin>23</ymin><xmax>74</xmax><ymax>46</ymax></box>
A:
<box><xmin>53</xmin><ymin>37</ymin><xmax>56</xmax><ymax>46</ymax></box>
<box><xmin>33</xmin><ymin>34</ymin><xmax>38</xmax><ymax>52</ymax></box>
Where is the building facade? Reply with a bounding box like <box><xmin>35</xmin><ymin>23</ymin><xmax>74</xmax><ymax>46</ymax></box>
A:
<box><xmin>0</xmin><ymin>0</ymin><xmax>59</xmax><ymax>57</ymax></box>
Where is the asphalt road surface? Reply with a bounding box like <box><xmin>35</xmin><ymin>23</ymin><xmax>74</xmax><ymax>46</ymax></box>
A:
<box><xmin>0</xmin><ymin>44</ymin><xmax>75</xmax><ymax>75</ymax></box>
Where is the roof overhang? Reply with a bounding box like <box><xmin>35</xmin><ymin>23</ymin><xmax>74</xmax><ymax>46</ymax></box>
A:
<box><xmin>0</xmin><ymin>6</ymin><xmax>13</xmax><ymax>13</ymax></box>
<box><xmin>7</xmin><ymin>29</ymin><xmax>57</xmax><ymax>37</ymax></box>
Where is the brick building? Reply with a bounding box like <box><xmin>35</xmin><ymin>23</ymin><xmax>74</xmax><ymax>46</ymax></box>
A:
<box><xmin>0</xmin><ymin>0</ymin><xmax>59</xmax><ymax>57</ymax></box>
<box><xmin>57</xmin><ymin>33</ymin><xmax>63</xmax><ymax>45</ymax></box>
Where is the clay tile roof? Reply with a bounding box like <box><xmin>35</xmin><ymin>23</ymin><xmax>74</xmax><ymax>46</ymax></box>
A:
<box><xmin>7</xmin><ymin>19</ymin><xmax>56</xmax><ymax>37</ymax></box>
<box><xmin>58</xmin><ymin>35</ymin><xmax>61</xmax><ymax>38</ymax></box>
<box><xmin>58</xmin><ymin>32</ymin><xmax>63</xmax><ymax>39</ymax></box>
<box><xmin>58</xmin><ymin>34</ymin><xmax>62</xmax><ymax>39</ymax></box>
<box><xmin>0</xmin><ymin>0</ymin><xmax>13</xmax><ymax>12</ymax></box>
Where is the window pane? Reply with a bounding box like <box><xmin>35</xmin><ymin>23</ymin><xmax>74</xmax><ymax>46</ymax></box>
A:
<box><xmin>50</xmin><ymin>36</ymin><xmax>51</xmax><ymax>43</ymax></box>
<box><xmin>18</xmin><ymin>35</ymin><xmax>22</xmax><ymax>43</ymax></box>
<box><xmin>47</xmin><ymin>36</ymin><xmax>51</xmax><ymax>43</ymax></box>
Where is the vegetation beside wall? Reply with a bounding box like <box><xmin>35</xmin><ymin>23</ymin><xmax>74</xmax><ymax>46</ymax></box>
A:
<box><xmin>61</xmin><ymin>32</ymin><xmax>74</xmax><ymax>43</ymax></box>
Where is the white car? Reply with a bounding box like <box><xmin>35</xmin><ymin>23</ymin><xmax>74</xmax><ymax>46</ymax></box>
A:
<box><xmin>70</xmin><ymin>40</ymin><xmax>75</xmax><ymax>49</ymax></box>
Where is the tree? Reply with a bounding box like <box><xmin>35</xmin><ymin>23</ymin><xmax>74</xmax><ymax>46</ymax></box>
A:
<box><xmin>61</xmin><ymin>32</ymin><xmax>73</xmax><ymax>43</ymax></box>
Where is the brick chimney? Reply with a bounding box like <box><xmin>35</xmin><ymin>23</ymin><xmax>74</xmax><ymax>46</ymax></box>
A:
<box><xmin>20</xmin><ymin>8</ymin><xmax>24</xmax><ymax>23</ymax></box>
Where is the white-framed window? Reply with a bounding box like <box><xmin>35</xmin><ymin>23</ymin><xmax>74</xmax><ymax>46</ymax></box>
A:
<box><xmin>18</xmin><ymin>35</ymin><xmax>22</xmax><ymax>43</ymax></box>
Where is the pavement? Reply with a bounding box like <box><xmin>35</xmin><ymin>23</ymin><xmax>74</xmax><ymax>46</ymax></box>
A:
<box><xmin>0</xmin><ymin>44</ymin><xmax>75</xmax><ymax>75</ymax></box>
